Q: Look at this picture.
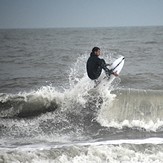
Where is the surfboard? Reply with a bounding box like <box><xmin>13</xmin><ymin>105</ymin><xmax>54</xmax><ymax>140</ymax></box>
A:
<box><xmin>110</xmin><ymin>56</ymin><xmax>125</xmax><ymax>74</ymax></box>
<box><xmin>108</xmin><ymin>56</ymin><xmax>125</xmax><ymax>83</ymax></box>
<box><xmin>95</xmin><ymin>56</ymin><xmax>125</xmax><ymax>87</ymax></box>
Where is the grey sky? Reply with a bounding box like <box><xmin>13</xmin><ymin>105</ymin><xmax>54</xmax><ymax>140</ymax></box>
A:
<box><xmin>0</xmin><ymin>0</ymin><xmax>163</xmax><ymax>28</ymax></box>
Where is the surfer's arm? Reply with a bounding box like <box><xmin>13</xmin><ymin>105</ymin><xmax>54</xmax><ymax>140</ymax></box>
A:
<box><xmin>106</xmin><ymin>63</ymin><xmax>112</xmax><ymax>66</ymax></box>
<box><xmin>102</xmin><ymin>61</ymin><xmax>118</xmax><ymax>76</ymax></box>
<box><xmin>98</xmin><ymin>59</ymin><xmax>108</xmax><ymax>69</ymax></box>
<box><xmin>98</xmin><ymin>59</ymin><xmax>113</xmax><ymax>76</ymax></box>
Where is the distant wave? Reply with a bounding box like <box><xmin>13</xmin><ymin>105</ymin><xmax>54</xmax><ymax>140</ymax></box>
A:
<box><xmin>144</xmin><ymin>41</ymin><xmax>158</xmax><ymax>44</ymax></box>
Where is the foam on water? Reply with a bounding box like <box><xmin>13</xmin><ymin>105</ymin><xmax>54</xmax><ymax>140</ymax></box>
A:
<box><xmin>1</xmin><ymin>139</ymin><xmax>163</xmax><ymax>163</ymax></box>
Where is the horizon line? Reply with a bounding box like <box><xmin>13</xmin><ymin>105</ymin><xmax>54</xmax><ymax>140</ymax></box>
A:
<box><xmin>0</xmin><ymin>24</ymin><xmax>163</xmax><ymax>30</ymax></box>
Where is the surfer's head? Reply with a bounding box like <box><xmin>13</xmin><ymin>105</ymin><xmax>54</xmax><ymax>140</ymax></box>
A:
<box><xmin>91</xmin><ymin>47</ymin><xmax>100</xmax><ymax>56</ymax></box>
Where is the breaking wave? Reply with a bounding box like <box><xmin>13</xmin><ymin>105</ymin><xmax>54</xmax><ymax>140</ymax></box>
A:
<box><xmin>0</xmin><ymin>54</ymin><xmax>163</xmax><ymax>134</ymax></box>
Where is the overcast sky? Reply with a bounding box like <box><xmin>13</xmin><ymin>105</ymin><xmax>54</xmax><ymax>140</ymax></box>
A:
<box><xmin>0</xmin><ymin>0</ymin><xmax>163</xmax><ymax>28</ymax></box>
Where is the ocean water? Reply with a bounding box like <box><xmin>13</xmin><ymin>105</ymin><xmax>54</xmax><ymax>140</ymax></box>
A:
<box><xmin>0</xmin><ymin>26</ymin><xmax>163</xmax><ymax>162</ymax></box>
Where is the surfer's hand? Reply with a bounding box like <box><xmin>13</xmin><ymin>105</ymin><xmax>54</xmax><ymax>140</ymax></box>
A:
<box><xmin>112</xmin><ymin>71</ymin><xmax>119</xmax><ymax>76</ymax></box>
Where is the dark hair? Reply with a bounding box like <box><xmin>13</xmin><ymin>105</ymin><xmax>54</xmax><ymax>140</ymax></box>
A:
<box><xmin>92</xmin><ymin>47</ymin><xmax>100</xmax><ymax>53</ymax></box>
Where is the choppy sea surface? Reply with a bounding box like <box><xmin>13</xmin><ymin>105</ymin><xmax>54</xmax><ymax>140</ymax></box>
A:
<box><xmin>0</xmin><ymin>26</ymin><xmax>163</xmax><ymax>162</ymax></box>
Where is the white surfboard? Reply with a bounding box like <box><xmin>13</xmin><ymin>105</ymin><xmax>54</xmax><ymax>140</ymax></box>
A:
<box><xmin>110</xmin><ymin>56</ymin><xmax>125</xmax><ymax>74</ymax></box>
<box><xmin>95</xmin><ymin>56</ymin><xmax>125</xmax><ymax>87</ymax></box>
<box><xmin>108</xmin><ymin>56</ymin><xmax>125</xmax><ymax>84</ymax></box>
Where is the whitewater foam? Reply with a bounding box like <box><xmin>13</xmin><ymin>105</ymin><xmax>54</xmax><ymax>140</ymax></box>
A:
<box><xmin>1</xmin><ymin>139</ymin><xmax>163</xmax><ymax>163</ymax></box>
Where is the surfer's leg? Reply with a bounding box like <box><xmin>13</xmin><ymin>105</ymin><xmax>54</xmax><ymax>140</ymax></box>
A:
<box><xmin>95</xmin><ymin>66</ymin><xmax>102</xmax><ymax>79</ymax></box>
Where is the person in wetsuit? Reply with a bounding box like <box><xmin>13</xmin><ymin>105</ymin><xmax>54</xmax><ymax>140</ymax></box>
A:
<box><xmin>86</xmin><ymin>47</ymin><xmax>117</xmax><ymax>81</ymax></box>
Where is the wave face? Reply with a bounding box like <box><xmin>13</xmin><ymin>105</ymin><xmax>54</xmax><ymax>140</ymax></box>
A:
<box><xmin>0</xmin><ymin>88</ymin><xmax>59</xmax><ymax>118</ymax></box>
<box><xmin>97</xmin><ymin>89</ymin><xmax>163</xmax><ymax>131</ymax></box>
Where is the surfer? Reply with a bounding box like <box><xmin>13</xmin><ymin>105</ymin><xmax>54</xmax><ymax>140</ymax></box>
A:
<box><xmin>86</xmin><ymin>47</ymin><xmax>118</xmax><ymax>83</ymax></box>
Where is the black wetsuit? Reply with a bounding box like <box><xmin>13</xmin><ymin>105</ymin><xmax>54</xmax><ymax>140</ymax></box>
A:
<box><xmin>86</xmin><ymin>53</ymin><xmax>111</xmax><ymax>80</ymax></box>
